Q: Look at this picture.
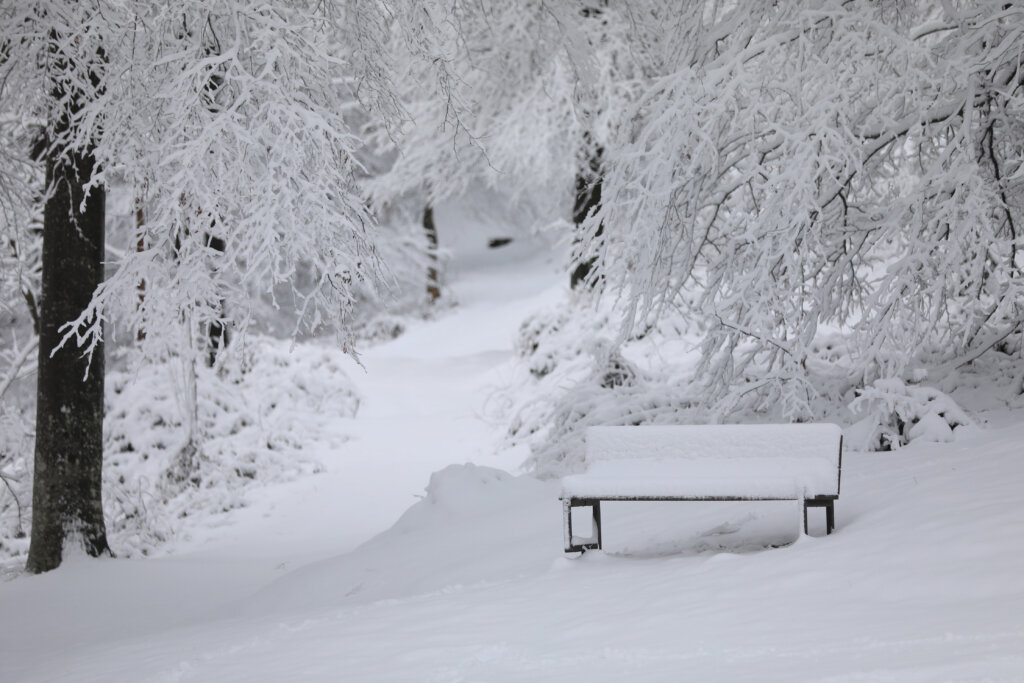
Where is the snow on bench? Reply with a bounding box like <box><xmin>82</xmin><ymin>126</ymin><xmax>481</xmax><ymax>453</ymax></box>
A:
<box><xmin>560</xmin><ymin>424</ymin><xmax>843</xmax><ymax>553</ymax></box>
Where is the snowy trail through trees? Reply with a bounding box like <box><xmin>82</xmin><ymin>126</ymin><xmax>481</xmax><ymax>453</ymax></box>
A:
<box><xmin>0</xmin><ymin>219</ymin><xmax>563</xmax><ymax>681</ymax></box>
<box><xmin>2</xmin><ymin>229</ymin><xmax>1023</xmax><ymax>682</ymax></box>
<box><xmin>179</xmin><ymin>233</ymin><xmax>561</xmax><ymax>564</ymax></box>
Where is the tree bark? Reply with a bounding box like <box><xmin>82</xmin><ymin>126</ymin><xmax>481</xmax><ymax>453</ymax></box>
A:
<box><xmin>135</xmin><ymin>198</ymin><xmax>146</xmax><ymax>342</ymax></box>
<box><xmin>423</xmin><ymin>205</ymin><xmax>441</xmax><ymax>303</ymax></box>
<box><xmin>26</xmin><ymin>38</ymin><xmax>111</xmax><ymax>573</ymax></box>
<box><xmin>570</xmin><ymin>144</ymin><xmax>603</xmax><ymax>289</ymax></box>
<box><xmin>205</xmin><ymin>234</ymin><xmax>229</xmax><ymax>366</ymax></box>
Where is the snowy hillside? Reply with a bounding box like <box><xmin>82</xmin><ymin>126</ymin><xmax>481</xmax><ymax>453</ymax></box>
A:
<box><xmin>2</xmin><ymin>217</ymin><xmax>1023</xmax><ymax>682</ymax></box>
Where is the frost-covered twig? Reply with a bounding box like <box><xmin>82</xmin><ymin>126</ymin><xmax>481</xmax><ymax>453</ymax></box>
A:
<box><xmin>0</xmin><ymin>462</ymin><xmax>24</xmax><ymax>535</ymax></box>
<box><xmin>938</xmin><ymin>322</ymin><xmax>1023</xmax><ymax>374</ymax></box>
<box><xmin>0</xmin><ymin>336</ymin><xmax>37</xmax><ymax>402</ymax></box>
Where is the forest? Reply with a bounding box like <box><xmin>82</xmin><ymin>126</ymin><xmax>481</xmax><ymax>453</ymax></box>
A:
<box><xmin>0</xmin><ymin>2</ymin><xmax>1022</xmax><ymax>680</ymax></box>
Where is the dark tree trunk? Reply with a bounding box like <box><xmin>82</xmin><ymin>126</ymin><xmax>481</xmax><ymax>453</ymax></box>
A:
<box><xmin>26</xmin><ymin>38</ymin><xmax>111</xmax><ymax>574</ymax></box>
<box><xmin>571</xmin><ymin>3</ymin><xmax>607</xmax><ymax>290</ymax></box>
<box><xmin>135</xmin><ymin>199</ymin><xmax>146</xmax><ymax>342</ymax></box>
<box><xmin>204</xmin><ymin>233</ymin><xmax>229</xmax><ymax>366</ymax></box>
<box><xmin>423</xmin><ymin>205</ymin><xmax>441</xmax><ymax>303</ymax></box>
<box><xmin>570</xmin><ymin>144</ymin><xmax>604</xmax><ymax>289</ymax></box>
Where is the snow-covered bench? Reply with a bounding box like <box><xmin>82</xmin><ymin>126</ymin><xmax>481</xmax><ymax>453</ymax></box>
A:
<box><xmin>560</xmin><ymin>424</ymin><xmax>843</xmax><ymax>553</ymax></box>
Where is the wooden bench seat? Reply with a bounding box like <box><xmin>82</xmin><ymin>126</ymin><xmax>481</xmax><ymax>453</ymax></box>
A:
<box><xmin>560</xmin><ymin>424</ymin><xmax>843</xmax><ymax>553</ymax></box>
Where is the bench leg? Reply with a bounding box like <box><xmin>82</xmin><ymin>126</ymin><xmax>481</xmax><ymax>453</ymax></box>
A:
<box><xmin>562</xmin><ymin>499</ymin><xmax>602</xmax><ymax>553</ymax></box>
<box><xmin>562</xmin><ymin>499</ymin><xmax>573</xmax><ymax>552</ymax></box>
<box><xmin>803</xmin><ymin>499</ymin><xmax>837</xmax><ymax>536</ymax></box>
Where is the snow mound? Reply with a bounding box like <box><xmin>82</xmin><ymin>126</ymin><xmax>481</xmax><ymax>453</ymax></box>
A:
<box><xmin>237</xmin><ymin>424</ymin><xmax>1024</xmax><ymax>681</ymax></box>
<box><xmin>848</xmin><ymin>378</ymin><xmax>973</xmax><ymax>451</ymax></box>
<box><xmin>396</xmin><ymin>464</ymin><xmax>517</xmax><ymax>520</ymax></box>
<box><xmin>244</xmin><ymin>464</ymin><xmax>562</xmax><ymax>614</ymax></box>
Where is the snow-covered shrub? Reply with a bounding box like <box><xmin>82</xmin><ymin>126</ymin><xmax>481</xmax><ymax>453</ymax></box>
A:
<box><xmin>504</xmin><ymin>299</ymin><xmax>706</xmax><ymax>477</ymax></box>
<box><xmin>0</xmin><ymin>406</ymin><xmax>32</xmax><ymax>561</ymax></box>
<box><xmin>0</xmin><ymin>306</ymin><xmax>38</xmax><ymax>564</ymax></box>
<box><xmin>1</xmin><ymin>325</ymin><xmax>365</xmax><ymax>564</ymax></box>
<box><xmin>505</xmin><ymin>304</ymin><xmax>606</xmax><ymax>474</ymax></box>
<box><xmin>507</xmin><ymin>288</ymin><xmax>1018</xmax><ymax>470</ymax></box>
<box><xmin>848</xmin><ymin>378</ymin><xmax>974</xmax><ymax>451</ymax></box>
<box><xmin>514</xmin><ymin>306</ymin><xmax>585</xmax><ymax>380</ymax></box>
<box><xmin>100</xmin><ymin>336</ymin><xmax>360</xmax><ymax>557</ymax></box>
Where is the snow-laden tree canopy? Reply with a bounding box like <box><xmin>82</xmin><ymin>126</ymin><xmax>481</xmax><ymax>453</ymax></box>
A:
<box><xmin>569</xmin><ymin>0</ymin><xmax>1024</xmax><ymax>418</ymax></box>
<box><xmin>2</xmin><ymin>0</ymin><xmax>1021</xmax><ymax>425</ymax></box>
<box><xmin>367</xmin><ymin>0</ymin><xmax>634</xmax><ymax>219</ymax></box>
<box><xmin>0</xmin><ymin>0</ymin><xmax>451</xmax><ymax>361</ymax></box>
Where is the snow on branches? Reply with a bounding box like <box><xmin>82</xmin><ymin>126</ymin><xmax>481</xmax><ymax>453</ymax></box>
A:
<box><xmin>490</xmin><ymin>2</ymin><xmax>1024</xmax><ymax>468</ymax></box>
<box><xmin>368</xmin><ymin>0</ymin><xmax>618</xmax><ymax>218</ymax></box>
<box><xmin>0</xmin><ymin>1</ymin><xmax>438</xmax><ymax>364</ymax></box>
<box><xmin>2</xmin><ymin>0</ymin><xmax>1022</xmax><ymax>476</ymax></box>
<box><xmin>575</xmin><ymin>1</ymin><xmax>1024</xmax><ymax>419</ymax></box>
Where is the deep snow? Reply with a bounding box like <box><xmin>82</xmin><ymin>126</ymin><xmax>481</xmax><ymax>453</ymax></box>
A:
<box><xmin>1</xmin><ymin>213</ymin><xmax>1023</xmax><ymax>682</ymax></box>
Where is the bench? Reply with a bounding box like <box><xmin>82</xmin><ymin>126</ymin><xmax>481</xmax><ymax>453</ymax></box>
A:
<box><xmin>560</xmin><ymin>424</ymin><xmax>843</xmax><ymax>553</ymax></box>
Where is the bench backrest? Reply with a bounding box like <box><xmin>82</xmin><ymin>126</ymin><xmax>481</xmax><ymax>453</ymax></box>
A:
<box><xmin>584</xmin><ymin>424</ymin><xmax>843</xmax><ymax>496</ymax></box>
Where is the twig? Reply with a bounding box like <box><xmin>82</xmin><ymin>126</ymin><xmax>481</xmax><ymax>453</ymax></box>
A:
<box><xmin>0</xmin><ymin>464</ymin><xmax>24</xmax><ymax>535</ymax></box>
<box><xmin>714</xmin><ymin>314</ymin><xmax>797</xmax><ymax>359</ymax></box>
<box><xmin>933</xmin><ymin>322</ymin><xmax>1022</xmax><ymax>376</ymax></box>
<box><xmin>0</xmin><ymin>336</ymin><xmax>38</xmax><ymax>401</ymax></box>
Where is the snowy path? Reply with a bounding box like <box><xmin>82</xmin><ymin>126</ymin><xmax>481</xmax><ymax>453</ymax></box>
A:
<box><xmin>0</xmin><ymin>232</ymin><xmax>561</xmax><ymax>681</ymax></box>
<box><xmin>3</xmin><ymin>227</ymin><xmax>1024</xmax><ymax>681</ymax></box>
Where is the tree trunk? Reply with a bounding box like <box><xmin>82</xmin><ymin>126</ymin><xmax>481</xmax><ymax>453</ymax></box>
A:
<box><xmin>570</xmin><ymin>144</ymin><xmax>603</xmax><ymax>289</ymax></box>
<box><xmin>26</xmin><ymin>38</ymin><xmax>111</xmax><ymax>574</ymax></box>
<box><xmin>423</xmin><ymin>205</ymin><xmax>441</xmax><ymax>303</ymax></box>
<box><xmin>135</xmin><ymin>198</ymin><xmax>147</xmax><ymax>342</ymax></box>
<box><xmin>205</xmin><ymin>234</ymin><xmax>229</xmax><ymax>366</ymax></box>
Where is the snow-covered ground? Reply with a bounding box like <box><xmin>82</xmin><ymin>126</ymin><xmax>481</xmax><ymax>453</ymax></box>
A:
<box><xmin>2</xmin><ymin>217</ymin><xmax>1023</xmax><ymax>682</ymax></box>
